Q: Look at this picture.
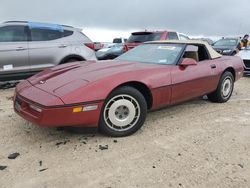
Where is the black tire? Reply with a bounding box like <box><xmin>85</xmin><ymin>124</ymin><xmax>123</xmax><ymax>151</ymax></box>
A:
<box><xmin>207</xmin><ymin>71</ymin><xmax>234</xmax><ymax>103</ymax></box>
<box><xmin>99</xmin><ymin>86</ymin><xmax>147</xmax><ymax>137</ymax></box>
<box><xmin>64</xmin><ymin>58</ymin><xmax>80</xmax><ymax>63</ymax></box>
<box><xmin>231</xmin><ymin>51</ymin><xmax>237</xmax><ymax>56</ymax></box>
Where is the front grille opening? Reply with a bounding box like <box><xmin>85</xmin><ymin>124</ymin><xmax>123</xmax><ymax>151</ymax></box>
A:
<box><xmin>243</xmin><ymin>60</ymin><xmax>250</xmax><ymax>68</ymax></box>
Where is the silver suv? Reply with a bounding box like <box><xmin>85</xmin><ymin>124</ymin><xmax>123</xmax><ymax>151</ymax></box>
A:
<box><xmin>0</xmin><ymin>21</ymin><xmax>97</xmax><ymax>81</ymax></box>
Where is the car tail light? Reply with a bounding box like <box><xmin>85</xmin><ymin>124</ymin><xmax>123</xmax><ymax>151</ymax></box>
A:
<box><xmin>100</xmin><ymin>43</ymin><xmax>104</xmax><ymax>49</ymax></box>
<box><xmin>123</xmin><ymin>45</ymin><xmax>128</xmax><ymax>53</ymax></box>
<box><xmin>85</xmin><ymin>43</ymin><xmax>95</xmax><ymax>50</ymax></box>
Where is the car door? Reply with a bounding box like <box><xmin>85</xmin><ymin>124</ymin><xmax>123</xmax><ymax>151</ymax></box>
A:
<box><xmin>28</xmin><ymin>24</ymin><xmax>66</xmax><ymax>73</ymax></box>
<box><xmin>170</xmin><ymin>45</ymin><xmax>218</xmax><ymax>104</ymax></box>
<box><xmin>0</xmin><ymin>25</ymin><xmax>29</xmax><ymax>77</ymax></box>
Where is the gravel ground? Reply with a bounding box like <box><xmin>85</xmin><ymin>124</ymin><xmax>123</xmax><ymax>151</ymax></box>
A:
<box><xmin>0</xmin><ymin>77</ymin><xmax>250</xmax><ymax>188</ymax></box>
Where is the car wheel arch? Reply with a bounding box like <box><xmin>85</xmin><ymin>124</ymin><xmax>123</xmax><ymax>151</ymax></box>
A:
<box><xmin>60</xmin><ymin>55</ymin><xmax>85</xmax><ymax>64</ymax></box>
<box><xmin>106</xmin><ymin>81</ymin><xmax>153</xmax><ymax>110</ymax></box>
<box><xmin>222</xmin><ymin>67</ymin><xmax>235</xmax><ymax>81</ymax></box>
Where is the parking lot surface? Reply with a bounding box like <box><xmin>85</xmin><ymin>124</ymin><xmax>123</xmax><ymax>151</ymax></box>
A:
<box><xmin>0</xmin><ymin>78</ymin><xmax>250</xmax><ymax>188</ymax></box>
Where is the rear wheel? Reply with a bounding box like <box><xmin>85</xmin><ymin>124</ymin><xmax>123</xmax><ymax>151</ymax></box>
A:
<box><xmin>64</xmin><ymin>58</ymin><xmax>80</xmax><ymax>63</ymax></box>
<box><xmin>99</xmin><ymin>86</ymin><xmax>147</xmax><ymax>137</ymax></box>
<box><xmin>207</xmin><ymin>71</ymin><xmax>234</xmax><ymax>103</ymax></box>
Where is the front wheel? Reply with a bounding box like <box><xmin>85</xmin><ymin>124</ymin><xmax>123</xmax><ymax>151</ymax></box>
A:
<box><xmin>207</xmin><ymin>71</ymin><xmax>234</xmax><ymax>103</ymax></box>
<box><xmin>99</xmin><ymin>86</ymin><xmax>147</xmax><ymax>137</ymax></box>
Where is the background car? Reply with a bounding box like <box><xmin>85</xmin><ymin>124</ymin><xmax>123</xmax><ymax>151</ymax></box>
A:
<box><xmin>94</xmin><ymin>38</ymin><xmax>127</xmax><ymax>52</ymax></box>
<box><xmin>112</xmin><ymin>37</ymin><xmax>127</xmax><ymax>44</ymax></box>
<box><xmin>123</xmin><ymin>30</ymin><xmax>181</xmax><ymax>51</ymax></box>
<box><xmin>236</xmin><ymin>46</ymin><xmax>250</xmax><ymax>74</ymax></box>
<box><xmin>14</xmin><ymin>40</ymin><xmax>243</xmax><ymax>137</ymax></box>
<box><xmin>96</xmin><ymin>38</ymin><xmax>128</xmax><ymax>60</ymax></box>
<box><xmin>96</xmin><ymin>43</ymin><xmax>124</xmax><ymax>60</ymax></box>
<box><xmin>212</xmin><ymin>38</ymin><xmax>240</xmax><ymax>56</ymax></box>
<box><xmin>98</xmin><ymin>31</ymin><xmax>189</xmax><ymax>60</ymax></box>
<box><xmin>0</xmin><ymin>21</ymin><xmax>97</xmax><ymax>81</ymax></box>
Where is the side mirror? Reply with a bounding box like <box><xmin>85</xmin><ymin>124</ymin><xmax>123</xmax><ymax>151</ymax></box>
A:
<box><xmin>180</xmin><ymin>58</ymin><xmax>197</xmax><ymax>67</ymax></box>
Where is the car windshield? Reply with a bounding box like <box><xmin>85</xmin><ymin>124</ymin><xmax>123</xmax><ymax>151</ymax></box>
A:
<box><xmin>127</xmin><ymin>33</ymin><xmax>162</xmax><ymax>43</ymax></box>
<box><xmin>116</xmin><ymin>43</ymin><xmax>184</xmax><ymax>65</ymax></box>
<box><xmin>113</xmin><ymin>38</ymin><xmax>122</xmax><ymax>43</ymax></box>
<box><xmin>213</xmin><ymin>39</ymin><xmax>238</xmax><ymax>47</ymax></box>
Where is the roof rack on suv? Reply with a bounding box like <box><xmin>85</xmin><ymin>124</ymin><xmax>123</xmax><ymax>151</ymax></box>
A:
<box><xmin>3</xmin><ymin>21</ymin><xmax>74</xmax><ymax>28</ymax></box>
<box><xmin>4</xmin><ymin>21</ymin><xmax>28</xmax><ymax>23</ymax></box>
<box><xmin>61</xmin><ymin>25</ymin><xmax>74</xmax><ymax>28</ymax></box>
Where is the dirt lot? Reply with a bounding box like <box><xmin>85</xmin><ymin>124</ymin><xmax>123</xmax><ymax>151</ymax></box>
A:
<box><xmin>0</xmin><ymin>77</ymin><xmax>250</xmax><ymax>188</ymax></box>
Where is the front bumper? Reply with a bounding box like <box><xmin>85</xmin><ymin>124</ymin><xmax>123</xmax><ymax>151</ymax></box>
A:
<box><xmin>14</xmin><ymin>82</ymin><xmax>103</xmax><ymax>127</ymax></box>
<box><xmin>243</xmin><ymin>60</ymin><xmax>250</xmax><ymax>74</ymax></box>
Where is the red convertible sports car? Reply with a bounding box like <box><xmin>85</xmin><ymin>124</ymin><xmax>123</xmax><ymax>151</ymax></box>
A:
<box><xmin>14</xmin><ymin>40</ymin><xmax>244</xmax><ymax>137</ymax></box>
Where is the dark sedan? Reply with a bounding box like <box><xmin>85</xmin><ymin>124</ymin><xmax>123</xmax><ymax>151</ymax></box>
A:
<box><xmin>212</xmin><ymin>38</ymin><xmax>240</xmax><ymax>56</ymax></box>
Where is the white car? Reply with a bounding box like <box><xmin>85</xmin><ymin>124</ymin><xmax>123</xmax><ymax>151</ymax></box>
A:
<box><xmin>237</xmin><ymin>47</ymin><xmax>250</xmax><ymax>74</ymax></box>
<box><xmin>0</xmin><ymin>21</ymin><xmax>97</xmax><ymax>81</ymax></box>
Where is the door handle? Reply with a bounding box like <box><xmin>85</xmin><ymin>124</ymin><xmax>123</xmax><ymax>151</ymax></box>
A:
<box><xmin>16</xmin><ymin>47</ymin><xmax>26</xmax><ymax>51</ymax></box>
<box><xmin>210</xmin><ymin>64</ymin><xmax>216</xmax><ymax>69</ymax></box>
<box><xmin>58</xmin><ymin>44</ymin><xmax>67</xmax><ymax>48</ymax></box>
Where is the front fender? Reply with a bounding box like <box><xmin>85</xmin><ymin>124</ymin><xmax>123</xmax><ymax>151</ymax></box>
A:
<box><xmin>60</xmin><ymin>76</ymin><xmax>150</xmax><ymax>105</ymax></box>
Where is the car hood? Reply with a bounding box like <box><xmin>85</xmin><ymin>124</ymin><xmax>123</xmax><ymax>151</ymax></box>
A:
<box><xmin>237</xmin><ymin>49</ymin><xmax>250</xmax><ymax>60</ymax></box>
<box><xmin>27</xmin><ymin>60</ymin><xmax>157</xmax><ymax>96</ymax></box>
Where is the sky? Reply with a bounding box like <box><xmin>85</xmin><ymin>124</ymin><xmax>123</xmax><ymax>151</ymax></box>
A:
<box><xmin>0</xmin><ymin>0</ymin><xmax>249</xmax><ymax>42</ymax></box>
